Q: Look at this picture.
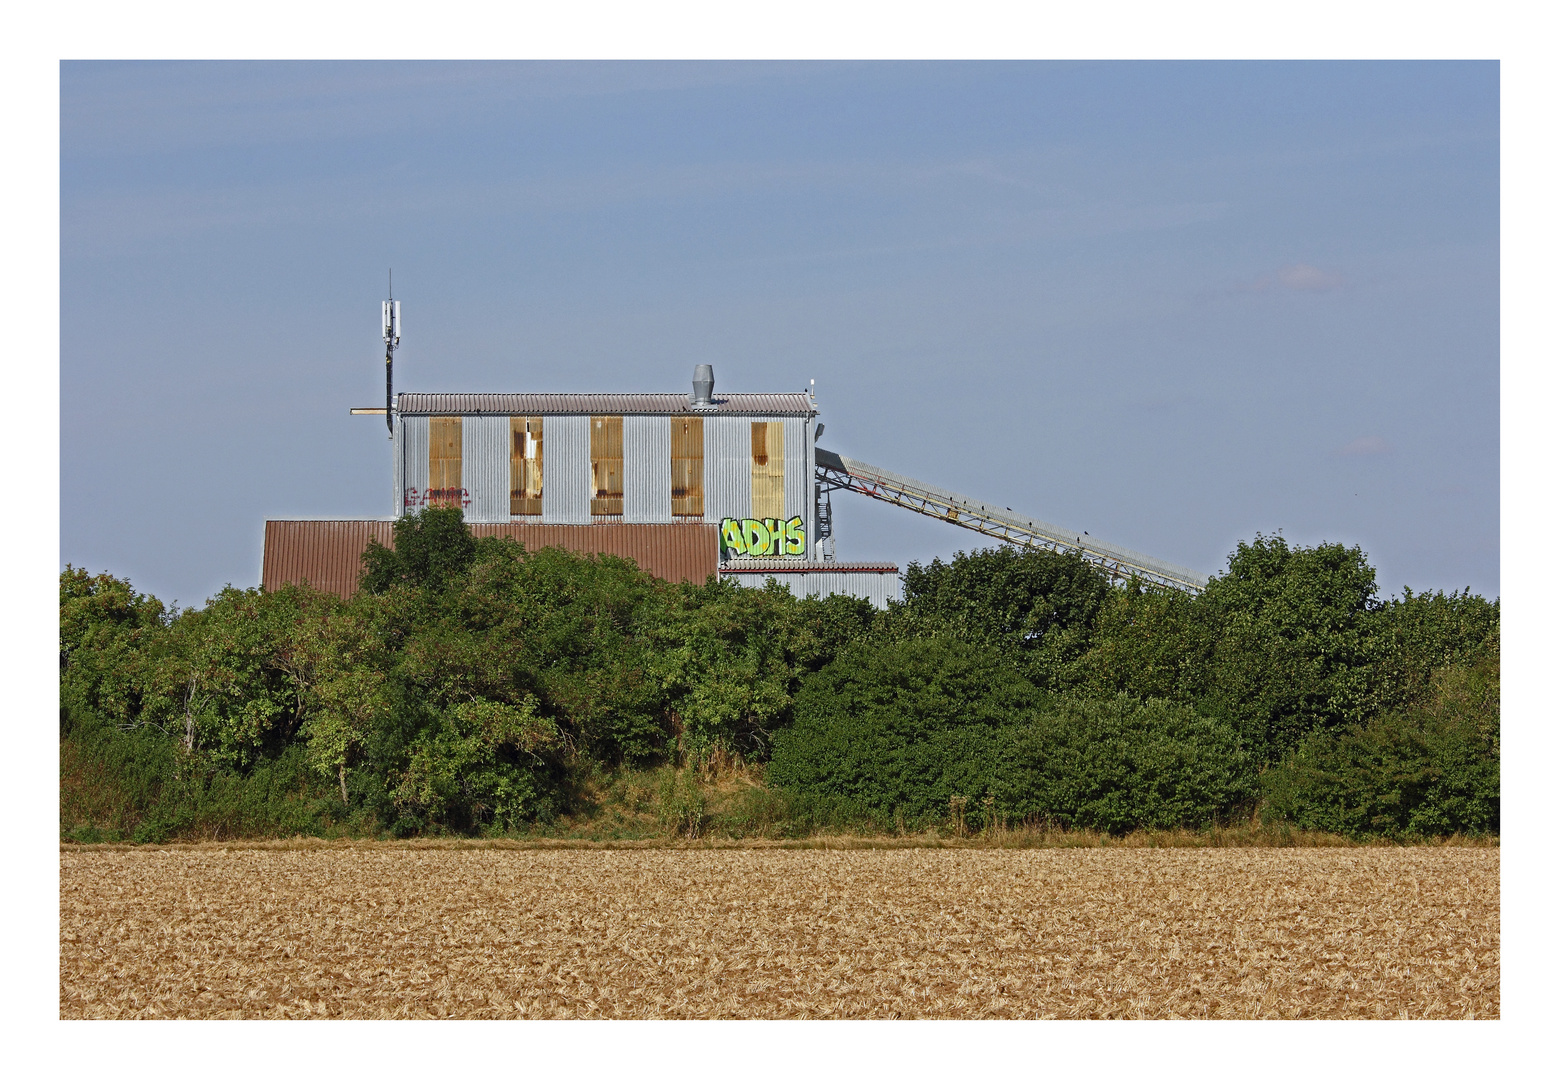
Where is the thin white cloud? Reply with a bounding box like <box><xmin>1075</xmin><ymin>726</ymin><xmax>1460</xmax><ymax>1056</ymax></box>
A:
<box><xmin>1336</xmin><ymin>435</ymin><xmax>1391</xmax><ymax>457</ymax></box>
<box><xmin>1238</xmin><ymin>262</ymin><xmax>1346</xmax><ymax>294</ymax></box>
<box><xmin>1277</xmin><ymin>263</ymin><xmax>1345</xmax><ymax>291</ymax></box>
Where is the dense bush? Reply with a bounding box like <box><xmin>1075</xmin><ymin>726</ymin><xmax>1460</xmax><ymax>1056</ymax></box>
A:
<box><xmin>768</xmin><ymin>638</ymin><xmax>1254</xmax><ymax>832</ymax></box>
<box><xmin>1261</xmin><ymin>648</ymin><xmax>1499</xmax><ymax>838</ymax></box>
<box><xmin>767</xmin><ymin>637</ymin><xmax>1046</xmax><ymax>824</ymax></box>
<box><xmin>60</xmin><ymin>708</ymin><xmax>342</xmax><ymax>843</ymax></box>
<box><xmin>992</xmin><ymin>696</ymin><xmax>1255</xmax><ymax>833</ymax></box>
<box><xmin>884</xmin><ymin>546</ymin><xmax>1111</xmax><ymax>690</ymax></box>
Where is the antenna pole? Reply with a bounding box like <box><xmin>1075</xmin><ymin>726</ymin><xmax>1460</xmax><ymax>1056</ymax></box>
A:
<box><xmin>383</xmin><ymin>271</ymin><xmax>400</xmax><ymax>439</ymax></box>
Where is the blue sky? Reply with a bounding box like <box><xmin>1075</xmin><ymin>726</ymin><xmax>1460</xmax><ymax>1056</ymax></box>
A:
<box><xmin>60</xmin><ymin>60</ymin><xmax>1499</xmax><ymax>605</ymax></box>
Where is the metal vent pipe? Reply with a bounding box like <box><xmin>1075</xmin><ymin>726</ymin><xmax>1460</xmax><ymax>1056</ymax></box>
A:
<box><xmin>692</xmin><ymin>364</ymin><xmax>715</xmax><ymax>406</ymax></box>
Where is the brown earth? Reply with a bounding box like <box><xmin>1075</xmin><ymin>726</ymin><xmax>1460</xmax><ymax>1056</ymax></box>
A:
<box><xmin>60</xmin><ymin>845</ymin><xmax>1498</xmax><ymax>1019</ymax></box>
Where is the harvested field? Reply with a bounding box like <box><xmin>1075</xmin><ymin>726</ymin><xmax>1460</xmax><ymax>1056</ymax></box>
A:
<box><xmin>60</xmin><ymin>845</ymin><xmax>1498</xmax><ymax>1019</ymax></box>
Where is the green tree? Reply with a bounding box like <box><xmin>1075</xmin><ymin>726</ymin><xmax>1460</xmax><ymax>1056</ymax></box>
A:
<box><xmin>1068</xmin><ymin>581</ymin><xmax>1209</xmax><ymax>701</ymax></box>
<box><xmin>886</xmin><ymin>547</ymin><xmax>1111</xmax><ymax>687</ymax></box>
<box><xmin>59</xmin><ymin>566</ymin><xmax>168</xmax><ymax>726</ymax></box>
<box><xmin>138</xmin><ymin>585</ymin><xmax>334</xmax><ymax>767</ymax></box>
<box><xmin>768</xmin><ymin>637</ymin><xmax>1046</xmax><ymax>822</ymax></box>
<box><xmin>1261</xmin><ymin>642</ymin><xmax>1499</xmax><ymax>837</ymax></box>
<box><xmin>1197</xmin><ymin>534</ymin><xmax>1380</xmax><ymax>759</ymax></box>
<box><xmin>1363</xmin><ymin>586</ymin><xmax>1499</xmax><ymax>716</ymax></box>
<box><xmin>360</xmin><ymin>506</ymin><xmax>478</xmax><ymax>593</ymax></box>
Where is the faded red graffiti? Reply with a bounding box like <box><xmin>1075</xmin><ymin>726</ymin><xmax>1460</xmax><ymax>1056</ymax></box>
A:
<box><xmin>403</xmin><ymin>487</ymin><xmax>471</xmax><ymax>509</ymax></box>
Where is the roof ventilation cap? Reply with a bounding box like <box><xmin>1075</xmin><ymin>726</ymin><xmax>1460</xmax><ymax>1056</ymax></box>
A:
<box><xmin>691</xmin><ymin>364</ymin><xmax>715</xmax><ymax>409</ymax></box>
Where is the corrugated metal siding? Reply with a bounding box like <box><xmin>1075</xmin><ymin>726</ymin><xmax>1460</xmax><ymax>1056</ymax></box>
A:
<box><xmin>398</xmin><ymin>392</ymin><xmax>814</xmax><ymax>416</ymax></box>
<box><xmin>542</xmin><ymin>414</ymin><xmax>591</xmax><ymax>523</ymax></box>
<box><xmin>262</xmin><ymin>520</ymin><xmax>395</xmax><ymax>599</ymax></box>
<box><xmin>703</xmin><ymin>415</ymin><xmax>752</xmax><ymax>524</ymax></box>
<box><xmin>805</xmin><ymin>416</ymin><xmax>818</xmax><ymax>557</ymax></box>
<box><xmin>783</xmin><ymin>415</ymin><xmax>808</xmax><ymax>526</ymax></box>
<box><xmin>262</xmin><ymin>520</ymin><xmax>720</xmax><ymax>599</ymax></box>
<box><xmin>400</xmin><ymin>415</ymin><xmax>429</xmax><ymax>515</ymax></box>
<box><xmin>472</xmin><ymin>524</ymin><xmax>716</xmax><ymax>584</ymax></box>
<box><xmin>720</xmin><ymin>564</ymin><xmax>902</xmax><ymax>609</ymax></box>
<box><xmin>721</xmin><ymin>559</ymin><xmax>899</xmax><ymax>571</ymax></box>
<box><xmin>623</xmin><ymin>415</ymin><xmax>672</xmax><ymax>522</ymax></box>
<box><xmin>462</xmin><ymin>415</ymin><xmax>510</xmax><ymax>523</ymax></box>
<box><xmin>392</xmin><ymin>416</ymin><xmax>405</xmax><ymax>517</ymax></box>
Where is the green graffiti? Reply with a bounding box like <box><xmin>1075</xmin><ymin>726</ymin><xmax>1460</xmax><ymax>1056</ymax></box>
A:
<box><xmin>721</xmin><ymin>515</ymin><xmax>806</xmax><ymax>557</ymax></box>
<box><xmin>720</xmin><ymin>518</ymin><xmax>747</xmax><ymax>555</ymax></box>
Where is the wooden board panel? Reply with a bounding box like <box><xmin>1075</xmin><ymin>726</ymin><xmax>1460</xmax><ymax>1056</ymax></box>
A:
<box><xmin>510</xmin><ymin>416</ymin><xmax>543</xmax><ymax>516</ymax></box>
<box><xmin>428</xmin><ymin>416</ymin><xmax>463</xmax><ymax>508</ymax></box>
<box><xmin>671</xmin><ymin>416</ymin><xmax>704</xmax><ymax>517</ymax></box>
<box><xmin>751</xmin><ymin>420</ymin><xmax>785</xmax><ymax>520</ymax></box>
<box><xmin>591</xmin><ymin>415</ymin><xmax>624</xmax><ymax>516</ymax></box>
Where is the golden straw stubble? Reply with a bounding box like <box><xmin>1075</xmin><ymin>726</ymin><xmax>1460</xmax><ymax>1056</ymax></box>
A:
<box><xmin>60</xmin><ymin>846</ymin><xmax>1497</xmax><ymax>1019</ymax></box>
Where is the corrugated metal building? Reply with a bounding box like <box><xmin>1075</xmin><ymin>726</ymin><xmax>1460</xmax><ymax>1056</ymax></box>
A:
<box><xmin>393</xmin><ymin>392</ymin><xmax>816</xmax><ymax>543</ymax></box>
<box><xmin>262</xmin><ymin>519</ymin><xmax>721</xmax><ymax>600</ymax></box>
<box><xmin>720</xmin><ymin>559</ymin><xmax>903</xmax><ymax>609</ymax></box>
<box><xmin>264</xmin><ymin>368</ymin><xmax>901</xmax><ymax>606</ymax></box>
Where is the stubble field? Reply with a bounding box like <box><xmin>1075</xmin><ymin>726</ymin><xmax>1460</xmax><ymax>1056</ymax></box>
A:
<box><xmin>60</xmin><ymin>843</ymin><xmax>1498</xmax><ymax>1019</ymax></box>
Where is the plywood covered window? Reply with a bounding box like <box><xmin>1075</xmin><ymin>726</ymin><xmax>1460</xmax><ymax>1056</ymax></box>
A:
<box><xmin>428</xmin><ymin>416</ymin><xmax>463</xmax><ymax>508</ymax></box>
<box><xmin>510</xmin><ymin>416</ymin><xmax>543</xmax><ymax>516</ymax></box>
<box><xmin>671</xmin><ymin>416</ymin><xmax>704</xmax><ymax>517</ymax></box>
<box><xmin>590</xmin><ymin>415</ymin><xmax>624</xmax><ymax>516</ymax></box>
<box><xmin>751</xmin><ymin>420</ymin><xmax>785</xmax><ymax>520</ymax></box>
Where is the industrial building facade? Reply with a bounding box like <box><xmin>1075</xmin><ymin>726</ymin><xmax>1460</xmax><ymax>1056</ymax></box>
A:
<box><xmin>392</xmin><ymin>392</ymin><xmax>817</xmax><ymax>560</ymax></box>
<box><xmin>261</xmin><ymin>372</ymin><xmax>903</xmax><ymax>606</ymax></box>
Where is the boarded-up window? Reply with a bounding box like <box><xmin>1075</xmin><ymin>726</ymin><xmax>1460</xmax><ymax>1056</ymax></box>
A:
<box><xmin>428</xmin><ymin>416</ymin><xmax>463</xmax><ymax>509</ymax></box>
<box><xmin>751</xmin><ymin>420</ymin><xmax>785</xmax><ymax>520</ymax></box>
<box><xmin>591</xmin><ymin>415</ymin><xmax>624</xmax><ymax>516</ymax></box>
<box><xmin>671</xmin><ymin>416</ymin><xmax>704</xmax><ymax>517</ymax></box>
<box><xmin>510</xmin><ymin>416</ymin><xmax>543</xmax><ymax>516</ymax></box>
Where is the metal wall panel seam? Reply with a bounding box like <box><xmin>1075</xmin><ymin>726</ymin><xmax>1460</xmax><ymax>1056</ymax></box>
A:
<box><xmin>461</xmin><ymin>415</ymin><xmax>509</xmax><ymax>523</ymax></box>
<box><xmin>402</xmin><ymin>416</ymin><xmax>430</xmax><ymax>515</ymax></box>
<box><xmin>623</xmin><ymin>415</ymin><xmax>673</xmax><ymax>522</ymax></box>
<box><xmin>542</xmin><ymin>415</ymin><xmax>591</xmax><ymax>524</ymax></box>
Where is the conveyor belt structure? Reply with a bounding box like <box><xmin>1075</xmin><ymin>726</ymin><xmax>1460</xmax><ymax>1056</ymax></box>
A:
<box><xmin>814</xmin><ymin>448</ymin><xmax>1210</xmax><ymax>594</ymax></box>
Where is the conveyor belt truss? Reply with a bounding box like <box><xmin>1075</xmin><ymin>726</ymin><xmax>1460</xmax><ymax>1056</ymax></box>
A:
<box><xmin>815</xmin><ymin>448</ymin><xmax>1209</xmax><ymax>594</ymax></box>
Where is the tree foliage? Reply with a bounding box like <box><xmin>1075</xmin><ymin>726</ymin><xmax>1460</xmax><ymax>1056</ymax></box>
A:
<box><xmin>768</xmin><ymin>638</ymin><xmax>1252</xmax><ymax>832</ymax></box>
<box><xmin>1261</xmin><ymin>644</ymin><xmax>1499</xmax><ymax>838</ymax></box>
<box><xmin>60</xmin><ymin>516</ymin><xmax>1498</xmax><ymax>840</ymax></box>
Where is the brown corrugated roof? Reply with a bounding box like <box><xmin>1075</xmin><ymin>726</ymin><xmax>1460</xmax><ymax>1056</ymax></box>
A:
<box><xmin>396</xmin><ymin>393</ymin><xmax>815</xmax><ymax>416</ymax></box>
<box><xmin>263</xmin><ymin>520</ymin><xmax>719</xmax><ymax>600</ymax></box>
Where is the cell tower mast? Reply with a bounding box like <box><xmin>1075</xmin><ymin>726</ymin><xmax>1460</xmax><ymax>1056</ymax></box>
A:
<box><xmin>382</xmin><ymin>272</ymin><xmax>401</xmax><ymax>438</ymax></box>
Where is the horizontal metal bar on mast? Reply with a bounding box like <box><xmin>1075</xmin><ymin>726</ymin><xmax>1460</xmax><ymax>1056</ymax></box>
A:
<box><xmin>814</xmin><ymin>448</ymin><xmax>1209</xmax><ymax>594</ymax></box>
